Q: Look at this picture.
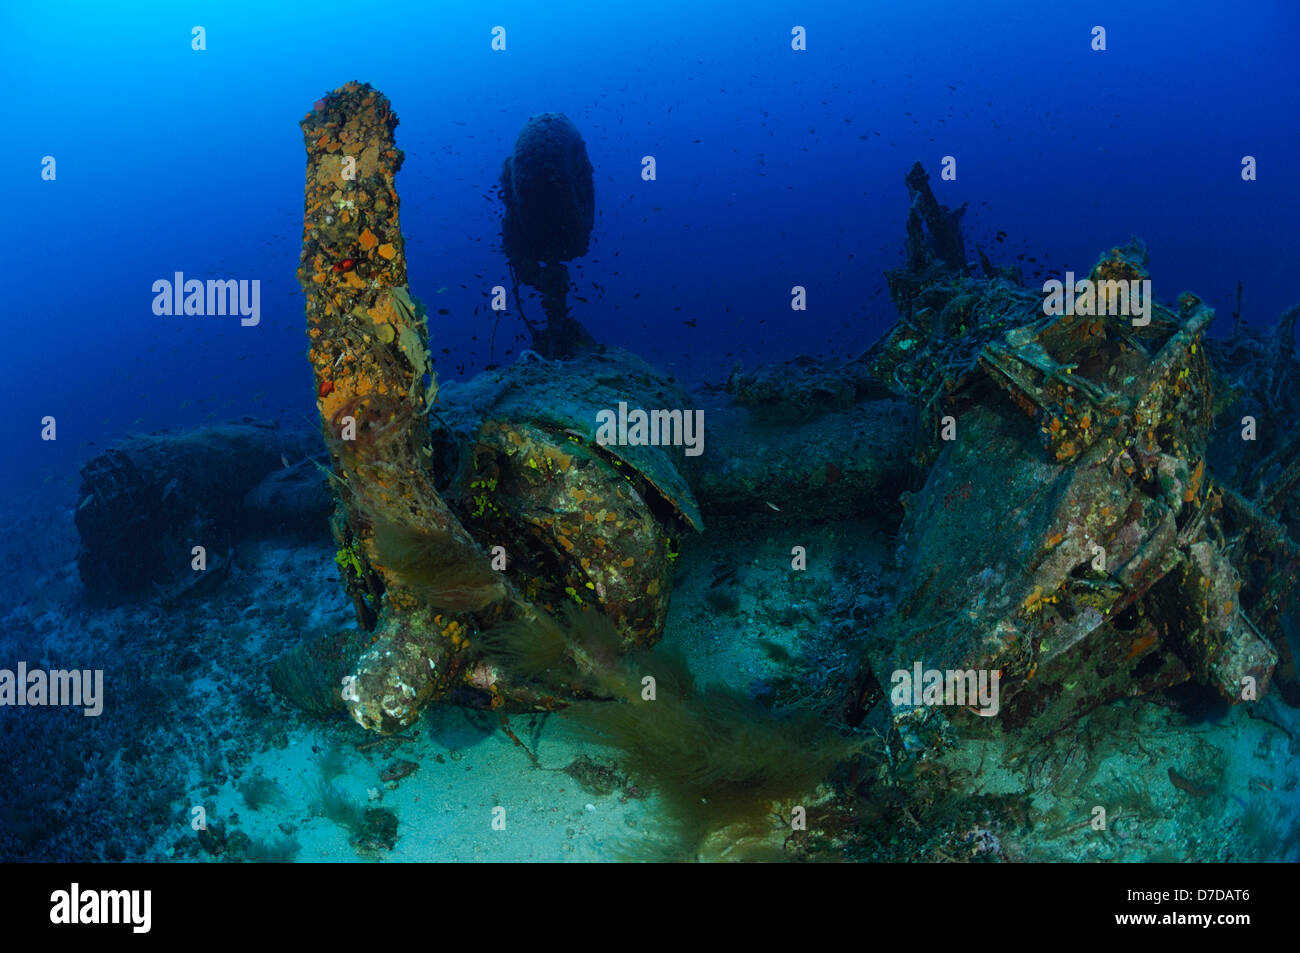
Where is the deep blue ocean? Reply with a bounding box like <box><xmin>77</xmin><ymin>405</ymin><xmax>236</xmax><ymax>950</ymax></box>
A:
<box><xmin>6</xmin><ymin>0</ymin><xmax>1297</xmax><ymax>498</ymax></box>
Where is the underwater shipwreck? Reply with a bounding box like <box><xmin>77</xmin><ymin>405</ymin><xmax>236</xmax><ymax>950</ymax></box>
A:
<box><xmin>66</xmin><ymin>82</ymin><xmax>1300</xmax><ymax>862</ymax></box>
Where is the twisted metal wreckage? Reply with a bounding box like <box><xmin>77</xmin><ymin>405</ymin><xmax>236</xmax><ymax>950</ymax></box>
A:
<box><xmin>855</xmin><ymin>163</ymin><xmax>1300</xmax><ymax>760</ymax></box>
<box><xmin>290</xmin><ymin>83</ymin><xmax>1299</xmax><ymax>770</ymax></box>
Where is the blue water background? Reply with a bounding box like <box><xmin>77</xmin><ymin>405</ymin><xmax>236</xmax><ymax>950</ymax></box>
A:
<box><xmin>5</xmin><ymin>0</ymin><xmax>1298</xmax><ymax>499</ymax></box>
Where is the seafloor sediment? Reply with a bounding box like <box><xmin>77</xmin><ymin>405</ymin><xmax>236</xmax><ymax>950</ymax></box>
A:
<box><xmin>1</xmin><ymin>501</ymin><xmax>1295</xmax><ymax>862</ymax></box>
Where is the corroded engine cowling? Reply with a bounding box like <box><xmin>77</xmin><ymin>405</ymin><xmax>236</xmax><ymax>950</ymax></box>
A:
<box><xmin>433</xmin><ymin>347</ymin><xmax>704</xmax><ymax>652</ymax></box>
<box><xmin>456</xmin><ymin>419</ymin><xmax>675</xmax><ymax>650</ymax></box>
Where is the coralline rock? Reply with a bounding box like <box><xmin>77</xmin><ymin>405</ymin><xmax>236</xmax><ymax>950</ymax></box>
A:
<box><xmin>713</xmin><ymin>353</ymin><xmax>919</xmax><ymax>526</ymax></box>
<box><xmin>74</xmin><ymin>421</ymin><xmax>317</xmax><ymax>603</ymax></box>
<box><xmin>687</xmin><ymin>390</ymin><xmax>917</xmax><ymax>528</ymax></box>
<box><xmin>242</xmin><ymin>458</ymin><xmax>333</xmax><ymax>533</ymax></box>
<box><xmin>725</xmin><ymin>353</ymin><xmax>889</xmax><ymax>421</ymax></box>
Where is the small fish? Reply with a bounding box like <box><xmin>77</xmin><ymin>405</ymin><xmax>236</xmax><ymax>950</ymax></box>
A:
<box><xmin>435</xmin><ymin>287</ymin><xmax>447</xmax><ymax>294</ymax></box>
<box><xmin>1168</xmin><ymin>767</ymin><xmax>1213</xmax><ymax>798</ymax></box>
<box><xmin>765</xmin><ymin>501</ymin><xmax>781</xmax><ymax>511</ymax></box>
<box><xmin>332</xmin><ymin>258</ymin><xmax>357</xmax><ymax>273</ymax></box>
<box><xmin>281</xmin><ymin>454</ymin><xmax>291</xmax><ymax>469</ymax></box>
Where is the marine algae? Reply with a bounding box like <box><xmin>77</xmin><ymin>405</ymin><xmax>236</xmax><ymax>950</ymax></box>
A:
<box><xmin>566</xmin><ymin>647</ymin><xmax>860</xmax><ymax>857</ymax></box>
<box><xmin>478</xmin><ymin>606</ymin><xmax>627</xmax><ymax>694</ymax></box>
<box><xmin>478</xmin><ymin>605</ymin><xmax>857</xmax><ymax>856</ymax></box>
<box><xmin>370</xmin><ymin>518</ymin><xmax>504</xmax><ymax>612</ymax></box>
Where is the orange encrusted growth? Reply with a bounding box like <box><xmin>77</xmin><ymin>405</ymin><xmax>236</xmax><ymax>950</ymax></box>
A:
<box><xmin>297</xmin><ymin>82</ymin><xmax>521</xmax><ymax>733</ymax></box>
